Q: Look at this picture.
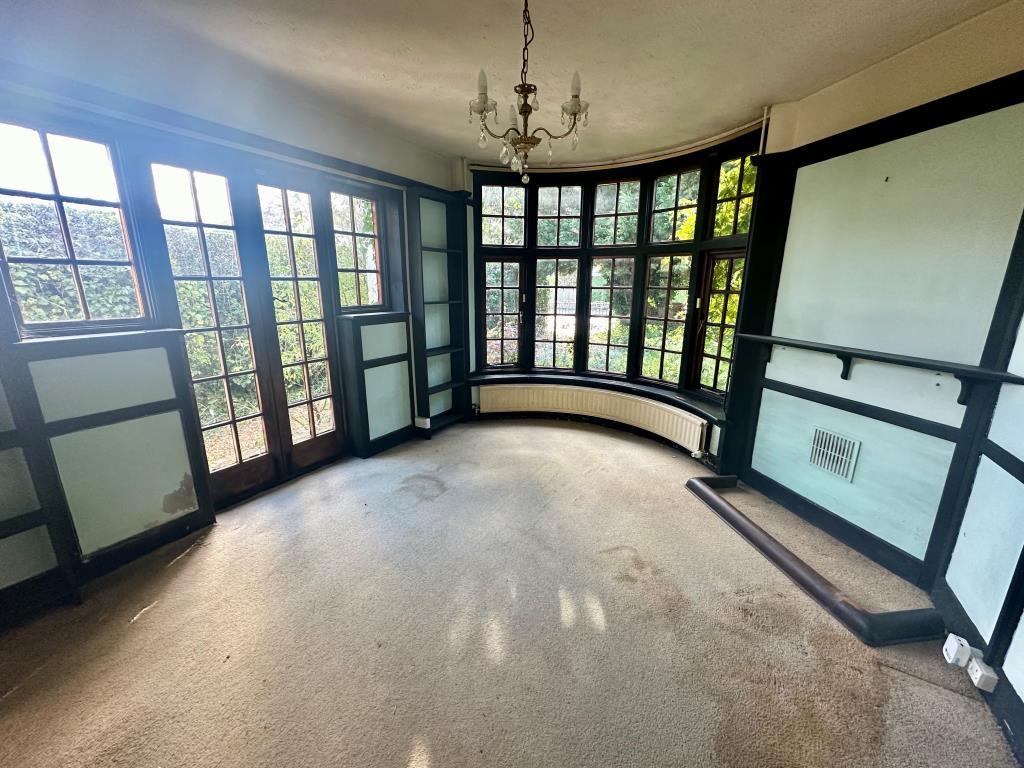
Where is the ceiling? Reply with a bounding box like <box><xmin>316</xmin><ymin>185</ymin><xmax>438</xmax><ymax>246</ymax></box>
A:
<box><xmin>0</xmin><ymin>0</ymin><xmax>1008</xmax><ymax>166</ymax></box>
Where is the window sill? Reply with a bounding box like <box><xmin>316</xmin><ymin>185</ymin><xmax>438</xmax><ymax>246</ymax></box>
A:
<box><xmin>468</xmin><ymin>371</ymin><xmax>725</xmax><ymax>424</ymax></box>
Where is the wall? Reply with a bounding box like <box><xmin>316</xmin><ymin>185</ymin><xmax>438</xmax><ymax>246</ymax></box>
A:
<box><xmin>0</xmin><ymin>51</ymin><xmax>454</xmax><ymax>189</ymax></box>
<box><xmin>772</xmin><ymin>102</ymin><xmax>1024</xmax><ymax>364</ymax></box>
<box><xmin>766</xmin><ymin>2</ymin><xmax>1024</xmax><ymax>153</ymax></box>
<box><xmin>753</xmin><ymin>102</ymin><xmax>1024</xmax><ymax>563</ymax></box>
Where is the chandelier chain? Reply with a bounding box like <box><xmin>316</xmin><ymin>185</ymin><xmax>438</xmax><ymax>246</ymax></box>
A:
<box><xmin>520</xmin><ymin>0</ymin><xmax>534</xmax><ymax>86</ymax></box>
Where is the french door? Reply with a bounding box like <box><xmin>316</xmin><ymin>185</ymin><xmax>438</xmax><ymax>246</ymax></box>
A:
<box><xmin>151</xmin><ymin>162</ymin><xmax>345</xmax><ymax>504</ymax></box>
<box><xmin>482</xmin><ymin>257</ymin><xmax>525</xmax><ymax>367</ymax></box>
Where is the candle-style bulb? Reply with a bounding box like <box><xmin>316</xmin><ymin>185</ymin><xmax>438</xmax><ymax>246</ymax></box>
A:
<box><xmin>571</xmin><ymin>71</ymin><xmax>581</xmax><ymax>98</ymax></box>
<box><xmin>478</xmin><ymin>69</ymin><xmax>488</xmax><ymax>97</ymax></box>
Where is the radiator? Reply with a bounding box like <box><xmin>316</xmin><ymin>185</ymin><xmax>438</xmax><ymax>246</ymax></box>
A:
<box><xmin>478</xmin><ymin>384</ymin><xmax>708</xmax><ymax>454</ymax></box>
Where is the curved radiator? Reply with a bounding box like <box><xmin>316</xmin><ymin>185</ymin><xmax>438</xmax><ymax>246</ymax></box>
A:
<box><xmin>478</xmin><ymin>384</ymin><xmax>707</xmax><ymax>455</ymax></box>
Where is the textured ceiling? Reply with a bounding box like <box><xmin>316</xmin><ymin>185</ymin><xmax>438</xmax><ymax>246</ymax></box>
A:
<box><xmin>0</xmin><ymin>0</ymin><xmax>1007</xmax><ymax>166</ymax></box>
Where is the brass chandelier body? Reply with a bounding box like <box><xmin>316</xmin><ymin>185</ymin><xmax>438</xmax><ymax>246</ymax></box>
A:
<box><xmin>468</xmin><ymin>0</ymin><xmax>589</xmax><ymax>182</ymax></box>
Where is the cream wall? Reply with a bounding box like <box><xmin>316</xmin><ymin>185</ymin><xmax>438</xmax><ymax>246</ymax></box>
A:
<box><xmin>767</xmin><ymin>2</ymin><xmax>1024</xmax><ymax>153</ymax></box>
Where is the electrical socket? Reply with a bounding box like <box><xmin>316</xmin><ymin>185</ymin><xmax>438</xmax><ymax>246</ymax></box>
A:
<box><xmin>967</xmin><ymin>651</ymin><xmax>999</xmax><ymax>693</ymax></box>
<box><xmin>942</xmin><ymin>634</ymin><xmax>972</xmax><ymax>668</ymax></box>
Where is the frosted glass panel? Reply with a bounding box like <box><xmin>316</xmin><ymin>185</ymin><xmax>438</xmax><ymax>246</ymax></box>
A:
<box><xmin>0</xmin><ymin>448</ymin><xmax>38</xmax><ymax>522</ymax></box>
<box><xmin>422</xmin><ymin>251</ymin><xmax>448</xmax><ymax>302</ymax></box>
<box><xmin>361</xmin><ymin>322</ymin><xmax>408</xmax><ymax>361</ymax></box>
<box><xmin>52</xmin><ymin>411</ymin><xmax>198</xmax><ymax>555</ymax></box>
<box><xmin>364</xmin><ymin>361</ymin><xmax>412</xmax><ymax>440</ymax></box>
<box><xmin>427</xmin><ymin>354</ymin><xmax>452</xmax><ymax>388</ymax></box>
<box><xmin>420</xmin><ymin>198</ymin><xmax>447</xmax><ymax>249</ymax></box>
<box><xmin>0</xmin><ymin>379</ymin><xmax>13</xmax><ymax>431</ymax></box>
<box><xmin>429</xmin><ymin>390</ymin><xmax>453</xmax><ymax>417</ymax></box>
<box><xmin>31</xmin><ymin>348</ymin><xmax>175</xmax><ymax>423</ymax></box>
<box><xmin>0</xmin><ymin>526</ymin><xmax>57</xmax><ymax>590</ymax></box>
<box><xmin>425</xmin><ymin>305</ymin><xmax>450</xmax><ymax>349</ymax></box>
<box><xmin>946</xmin><ymin>458</ymin><xmax>1024</xmax><ymax>641</ymax></box>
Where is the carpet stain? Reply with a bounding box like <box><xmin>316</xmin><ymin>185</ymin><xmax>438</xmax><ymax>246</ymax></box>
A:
<box><xmin>398</xmin><ymin>473</ymin><xmax>447</xmax><ymax>502</ymax></box>
<box><xmin>602</xmin><ymin>546</ymin><xmax>889</xmax><ymax>767</ymax></box>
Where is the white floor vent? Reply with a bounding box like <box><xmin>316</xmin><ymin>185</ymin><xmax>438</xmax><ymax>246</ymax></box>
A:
<box><xmin>809</xmin><ymin>427</ymin><xmax>860</xmax><ymax>481</ymax></box>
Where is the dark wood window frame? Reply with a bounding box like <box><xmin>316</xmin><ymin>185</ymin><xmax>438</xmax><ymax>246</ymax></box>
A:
<box><xmin>473</xmin><ymin>131</ymin><xmax>758</xmax><ymax>405</ymax></box>
<box><xmin>0</xmin><ymin>119</ymin><xmax>152</xmax><ymax>338</ymax></box>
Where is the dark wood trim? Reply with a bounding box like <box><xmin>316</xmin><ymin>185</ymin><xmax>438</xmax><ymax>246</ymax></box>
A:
<box><xmin>74</xmin><ymin>507</ymin><xmax>213</xmax><ymax>582</ymax></box>
<box><xmin>781</xmin><ymin>69</ymin><xmax>1024</xmax><ymax>169</ymax></box>
<box><xmin>44</xmin><ymin>399</ymin><xmax>181</xmax><ymax>437</ymax></box>
<box><xmin>929</xmin><ymin>576</ymin><xmax>987</xmax><ymax>650</ymax></box>
<box><xmin>762</xmin><ymin>379</ymin><xmax>960</xmax><ymax>442</ymax></box>
<box><xmin>7</xmin><ymin>328</ymin><xmax>183</xmax><ymax>361</ymax></box>
<box><xmin>741</xmin><ymin>467</ymin><xmax>924</xmax><ymax>585</ymax></box>
<box><xmin>984</xmin><ymin>439</ymin><xmax>1024</xmax><ymax>485</ymax></box>
<box><xmin>0</xmin><ymin>568</ymin><xmax>78</xmax><ymax>631</ymax></box>
<box><xmin>363</xmin><ymin>352</ymin><xmax>411</xmax><ymax>370</ymax></box>
<box><xmin>0</xmin><ymin>509</ymin><xmax>47</xmax><ymax>539</ymax></box>
<box><xmin>0</xmin><ymin>429</ymin><xmax>20</xmax><ymax>450</ymax></box>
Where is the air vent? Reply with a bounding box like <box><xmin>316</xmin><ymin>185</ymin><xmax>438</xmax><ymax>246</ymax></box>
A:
<box><xmin>809</xmin><ymin>427</ymin><xmax>860</xmax><ymax>482</ymax></box>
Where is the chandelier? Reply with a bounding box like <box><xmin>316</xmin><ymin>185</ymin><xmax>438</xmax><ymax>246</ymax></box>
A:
<box><xmin>468</xmin><ymin>0</ymin><xmax>590</xmax><ymax>183</ymax></box>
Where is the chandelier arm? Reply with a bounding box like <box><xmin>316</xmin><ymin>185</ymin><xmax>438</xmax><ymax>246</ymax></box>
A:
<box><xmin>530</xmin><ymin>114</ymin><xmax>578</xmax><ymax>141</ymax></box>
<box><xmin>481</xmin><ymin>117</ymin><xmax>521</xmax><ymax>141</ymax></box>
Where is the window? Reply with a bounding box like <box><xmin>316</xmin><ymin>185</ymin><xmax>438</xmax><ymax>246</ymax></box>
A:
<box><xmin>473</xmin><ymin>137</ymin><xmax>757</xmax><ymax>398</ymax></box>
<box><xmin>698</xmin><ymin>253</ymin><xmax>744</xmax><ymax>392</ymax></box>
<box><xmin>536</xmin><ymin>186</ymin><xmax>582</xmax><ymax>247</ymax></box>
<box><xmin>651</xmin><ymin>170</ymin><xmax>700</xmax><ymax>242</ymax></box>
<box><xmin>0</xmin><ymin>122</ymin><xmax>143</xmax><ymax>328</ymax></box>
<box><xmin>258</xmin><ymin>185</ymin><xmax>335</xmax><ymax>443</ymax></box>
<box><xmin>641</xmin><ymin>255</ymin><xmax>690</xmax><ymax>384</ymax></box>
<box><xmin>331</xmin><ymin>192</ymin><xmax>383</xmax><ymax>308</ymax></box>
<box><xmin>481</xmin><ymin>185</ymin><xmax>525</xmax><ymax>246</ymax></box>
<box><xmin>484</xmin><ymin>259</ymin><xmax>520</xmax><ymax>366</ymax></box>
<box><xmin>593</xmin><ymin>181</ymin><xmax>640</xmax><ymax>246</ymax></box>
<box><xmin>534</xmin><ymin>258</ymin><xmax>577</xmax><ymax>368</ymax></box>
<box><xmin>153</xmin><ymin>164</ymin><xmax>267</xmax><ymax>472</ymax></box>
<box><xmin>587</xmin><ymin>257</ymin><xmax>633</xmax><ymax>374</ymax></box>
<box><xmin>712</xmin><ymin>156</ymin><xmax>756</xmax><ymax>237</ymax></box>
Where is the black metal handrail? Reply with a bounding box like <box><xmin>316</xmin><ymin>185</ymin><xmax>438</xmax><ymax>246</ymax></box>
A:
<box><xmin>739</xmin><ymin>333</ymin><xmax>1024</xmax><ymax>404</ymax></box>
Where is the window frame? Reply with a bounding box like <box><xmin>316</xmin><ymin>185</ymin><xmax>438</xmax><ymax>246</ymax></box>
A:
<box><xmin>472</xmin><ymin>130</ymin><xmax>758</xmax><ymax>403</ymax></box>
<box><xmin>0</xmin><ymin>118</ymin><xmax>154</xmax><ymax>339</ymax></box>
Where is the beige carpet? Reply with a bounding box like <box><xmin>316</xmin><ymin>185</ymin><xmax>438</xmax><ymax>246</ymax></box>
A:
<box><xmin>0</xmin><ymin>419</ymin><xmax>1015</xmax><ymax>768</ymax></box>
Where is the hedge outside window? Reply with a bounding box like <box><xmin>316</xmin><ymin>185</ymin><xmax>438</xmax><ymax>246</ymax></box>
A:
<box><xmin>587</xmin><ymin>257</ymin><xmax>633</xmax><ymax>374</ymax></box>
<box><xmin>536</xmin><ymin>186</ymin><xmax>582</xmax><ymax>247</ymax></box>
<box><xmin>474</xmin><ymin>134</ymin><xmax>757</xmax><ymax>399</ymax></box>
<box><xmin>332</xmin><ymin>192</ymin><xmax>383</xmax><ymax>308</ymax></box>
<box><xmin>641</xmin><ymin>255</ymin><xmax>691</xmax><ymax>384</ymax></box>
<box><xmin>592</xmin><ymin>181</ymin><xmax>640</xmax><ymax>246</ymax></box>
<box><xmin>698</xmin><ymin>252</ymin><xmax>744</xmax><ymax>392</ymax></box>
<box><xmin>153</xmin><ymin>163</ymin><xmax>267</xmax><ymax>472</ymax></box>
<box><xmin>713</xmin><ymin>156</ymin><xmax>756</xmax><ymax>237</ymax></box>
<box><xmin>0</xmin><ymin>122</ymin><xmax>143</xmax><ymax>329</ymax></box>
<box><xmin>534</xmin><ymin>258</ymin><xmax>578</xmax><ymax>368</ymax></box>
<box><xmin>258</xmin><ymin>185</ymin><xmax>335</xmax><ymax>443</ymax></box>
<box><xmin>484</xmin><ymin>259</ymin><xmax>520</xmax><ymax>365</ymax></box>
<box><xmin>651</xmin><ymin>170</ymin><xmax>700</xmax><ymax>242</ymax></box>
<box><xmin>481</xmin><ymin>185</ymin><xmax>525</xmax><ymax>246</ymax></box>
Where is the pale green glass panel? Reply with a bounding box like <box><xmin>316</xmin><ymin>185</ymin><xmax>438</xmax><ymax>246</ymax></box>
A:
<box><xmin>361</xmin><ymin>321</ymin><xmax>408</xmax><ymax>360</ymax></box>
<box><xmin>365</xmin><ymin>361</ymin><xmax>412</xmax><ymax>440</ymax></box>
<box><xmin>52</xmin><ymin>412</ymin><xmax>198</xmax><ymax>555</ymax></box>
